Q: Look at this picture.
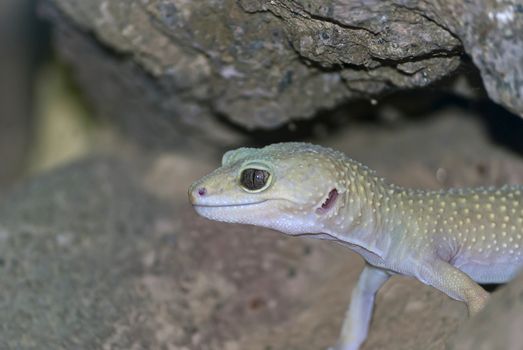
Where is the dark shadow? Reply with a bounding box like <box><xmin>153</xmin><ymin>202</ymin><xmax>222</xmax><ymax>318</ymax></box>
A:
<box><xmin>0</xmin><ymin>0</ymin><xmax>51</xmax><ymax>190</ymax></box>
<box><xmin>217</xmin><ymin>61</ymin><xmax>523</xmax><ymax>161</ymax></box>
<box><xmin>216</xmin><ymin>86</ymin><xmax>474</xmax><ymax>149</ymax></box>
<box><xmin>476</xmin><ymin>100</ymin><xmax>523</xmax><ymax>156</ymax></box>
<box><xmin>481</xmin><ymin>283</ymin><xmax>502</xmax><ymax>293</ymax></box>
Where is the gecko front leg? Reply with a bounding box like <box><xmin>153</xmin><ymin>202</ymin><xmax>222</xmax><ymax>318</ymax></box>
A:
<box><xmin>417</xmin><ymin>259</ymin><xmax>490</xmax><ymax>316</ymax></box>
<box><xmin>332</xmin><ymin>264</ymin><xmax>390</xmax><ymax>350</ymax></box>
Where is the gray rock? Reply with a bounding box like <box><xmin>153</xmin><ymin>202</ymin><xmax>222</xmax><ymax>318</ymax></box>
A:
<box><xmin>40</xmin><ymin>0</ymin><xmax>522</xmax><ymax>136</ymax></box>
<box><xmin>403</xmin><ymin>0</ymin><xmax>523</xmax><ymax>121</ymax></box>
<box><xmin>0</xmin><ymin>158</ymin><xmax>165</xmax><ymax>349</ymax></box>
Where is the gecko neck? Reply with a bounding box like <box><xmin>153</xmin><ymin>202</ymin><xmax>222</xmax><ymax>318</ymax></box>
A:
<box><xmin>323</xmin><ymin>166</ymin><xmax>397</xmax><ymax>259</ymax></box>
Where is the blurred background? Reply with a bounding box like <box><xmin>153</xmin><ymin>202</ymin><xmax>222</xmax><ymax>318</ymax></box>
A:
<box><xmin>0</xmin><ymin>0</ymin><xmax>90</xmax><ymax>190</ymax></box>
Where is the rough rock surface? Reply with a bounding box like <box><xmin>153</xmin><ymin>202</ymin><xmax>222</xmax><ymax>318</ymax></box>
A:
<box><xmin>40</xmin><ymin>0</ymin><xmax>522</xmax><ymax>137</ymax></box>
<box><xmin>0</xmin><ymin>158</ymin><xmax>164</xmax><ymax>349</ymax></box>
<box><xmin>2</xmin><ymin>108</ymin><xmax>523</xmax><ymax>349</ymax></box>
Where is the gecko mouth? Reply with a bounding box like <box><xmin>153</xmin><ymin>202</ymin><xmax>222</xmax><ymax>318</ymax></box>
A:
<box><xmin>192</xmin><ymin>200</ymin><xmax>269</xmax><ymax>208</ymax></box>
<box><xmin>192</xmin><ymin>200</ymin><xmax>271</xmax><ymax>222</ymax></box>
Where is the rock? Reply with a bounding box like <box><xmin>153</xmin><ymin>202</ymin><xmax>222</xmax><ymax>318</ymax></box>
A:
<box><xmin>447</xmin><ymin>271</ymin><xmax>523</xmax><ymax>350</ymax></box>
<box><xmin>0</xmin><ymin>158</ymin><xmax>166</xmax><ymax>349</ymax></box>
<box><xmin>40</xmin><ymin>0</ymin><xmax>522</xmax><ymax>137</ymax></box>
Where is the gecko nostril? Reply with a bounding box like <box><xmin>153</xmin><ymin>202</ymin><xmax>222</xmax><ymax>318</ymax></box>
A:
<box><xmin>197</xmin><ymin>187</ymin><xmax>207</xmax><ymax>196</ymax></box>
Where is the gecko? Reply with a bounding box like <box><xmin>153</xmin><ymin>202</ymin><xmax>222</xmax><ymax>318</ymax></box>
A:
<box><xmin>188</xmin><ymin>142</ymin><xmax>523</xmax><ymax>350</ymax></box>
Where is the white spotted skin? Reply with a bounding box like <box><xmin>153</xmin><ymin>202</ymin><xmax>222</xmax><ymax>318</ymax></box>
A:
<box><xmin>189</xmin><ymin>142</ymin><xmax>523</xmax><ymax>350</ymax></box>
<box><xmin>392</xmin><ymin>187</ymin><xmax>523</xmax><ymax>283</ymax></box>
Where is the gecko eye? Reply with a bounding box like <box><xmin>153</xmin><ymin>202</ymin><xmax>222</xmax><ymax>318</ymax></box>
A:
<box><xmin>240</xmin><ymin>168</ymin><xmax>271</xmax><ymax>192</ymax></box>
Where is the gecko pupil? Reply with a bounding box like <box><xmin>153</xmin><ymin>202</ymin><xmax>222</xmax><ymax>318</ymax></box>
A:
<box><xmin>240</xmin><ymin>168</ymin><xmax>270</xmax><ymax>191</ymax></box>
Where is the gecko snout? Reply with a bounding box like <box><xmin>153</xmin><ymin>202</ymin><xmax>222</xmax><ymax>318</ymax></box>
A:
<box><xmin>188</xmin><ymin>183</ymin><xmax>207</xmax><ymax>205</ymax></box>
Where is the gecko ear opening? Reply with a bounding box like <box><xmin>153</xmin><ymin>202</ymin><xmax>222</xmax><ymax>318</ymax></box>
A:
<box><xmin>316</xmin><ymin>189</ymin><xmax>339</xmax><ymax>215</ymax></box>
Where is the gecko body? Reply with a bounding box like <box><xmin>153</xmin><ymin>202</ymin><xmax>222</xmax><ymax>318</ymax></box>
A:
<box><xmin>188</xmin><ymin>142</ymin><xmax>523</xmax><ymax>350</ymax></box>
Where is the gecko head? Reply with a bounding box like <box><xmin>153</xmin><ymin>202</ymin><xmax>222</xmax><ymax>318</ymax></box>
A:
<box><xmin>188</xmin><ymin>143</ymin><xmax>347</xmax><ymax>235</ymax></box>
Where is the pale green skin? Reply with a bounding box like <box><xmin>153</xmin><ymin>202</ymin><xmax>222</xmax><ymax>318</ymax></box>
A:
<box><xmin>189</xmin><ymin>142</ymin><xmax>523</xmax><ymax>350</ymax></box>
